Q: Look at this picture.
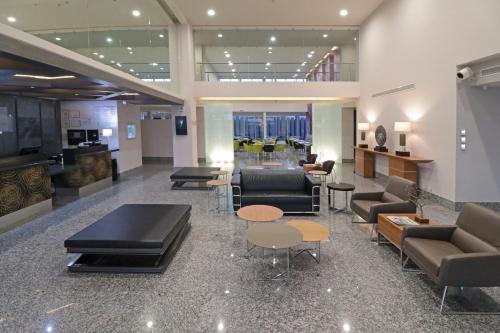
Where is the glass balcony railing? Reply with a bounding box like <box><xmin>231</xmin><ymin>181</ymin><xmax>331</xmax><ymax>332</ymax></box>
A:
<box><xmin>196</xmin><ymin>62</ymin><xmax>357</xmax><ymax>82</ymax></box>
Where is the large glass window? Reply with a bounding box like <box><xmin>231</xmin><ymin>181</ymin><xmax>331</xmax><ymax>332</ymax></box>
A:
<box><xmin>233</xmin><ymin>114</ymin><xmax>264</xmax><ymax>139</ymax></box>
<box><xmin>0</xmin><ymin>0</ymin><xmax>171</xmax><ymax>82</ymax></box>
<box><xmin>194</xmin><ymin>29</ymin><xmax>358</xmax><ymax>82</ymax></box>
<box><xmin>233</xmin><ymin>113</ymin><xmax>310</xmax><ymax>139</ymax></box>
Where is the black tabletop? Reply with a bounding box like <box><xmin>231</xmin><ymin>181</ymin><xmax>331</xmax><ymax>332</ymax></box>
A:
<box><xmin>327</xmin><ymin>182</ymin><xmax>356</xmax><ymax>191</ymax></box>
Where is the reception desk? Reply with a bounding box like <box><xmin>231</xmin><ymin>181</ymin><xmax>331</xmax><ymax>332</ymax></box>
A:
<box><xmin>354</xmin><ymin>147</ymin><xmax>433</xmax><ymax>183</ymax></box>
<box><xmin>0</xmin><ymin>153</ymin><xmax>53</xmax><ymax>231</ymax></box>
<box><xmin>55</xmin><ymin>146</ymin><xmax>112</xmax><ymax>197</ymax></box>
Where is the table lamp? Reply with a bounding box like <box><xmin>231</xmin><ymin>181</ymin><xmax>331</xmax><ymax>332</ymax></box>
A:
<box><xmin>394</xmin><ymin>122</ymin><xmax>411</xmax><ymax>156</ymax></box>
<box><xmin>357</xmin><ymin>123</ymin><xmax>370</xmax><ymax>148</ymax></box>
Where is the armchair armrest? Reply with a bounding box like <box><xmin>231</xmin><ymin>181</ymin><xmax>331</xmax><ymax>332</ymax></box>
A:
<box><xmin>368</xmin><ymin>201</ymin><xmax>416</xmax><ymax>224</ymax></box>
<box><xmin>351</xmin><ymin>191</ymin><xmax>384</xmax><ymax>201</ymax></box>
<box><xmin>305</xmin><ymin>174</ymin><xmax>321</xmax><ymax>195</ymax></box>
<box><xmin>231</xmin><ymin>173</ymin><xmax>241</xmax><ymax>187</ymax></box>
<box><xmin>402</xmin><ymin>225</ymin><xmax>456</xmax><ymax>241</ymax></box>
<box><xmin>439</xmin><ymin>252</ymin><xmax>500</xmax><ymax>287</ymax></box>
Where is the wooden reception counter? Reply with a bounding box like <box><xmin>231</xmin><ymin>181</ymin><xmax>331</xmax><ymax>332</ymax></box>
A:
<box><xmin>353</xmin><ymin>147</ymin><xmax>433</xmax><ymax>183</ymax></box>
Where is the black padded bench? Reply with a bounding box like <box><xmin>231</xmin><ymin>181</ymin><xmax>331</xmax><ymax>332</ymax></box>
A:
<box><xmin>170</xmin><ymin>167</ymin><xmax>220</xmax><ymax>190</ymax></box>
<box><xmin>64</xmin><ymin>204</ymin><xmax>191</xmax><ymax>273</ymax></box>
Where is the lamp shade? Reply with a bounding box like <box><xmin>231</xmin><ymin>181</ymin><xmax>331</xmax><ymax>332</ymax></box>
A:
<box><xmin>102</xmin><ymin>128</ymin><xmax>113</xmax><ymax>137</ymax></box>
<box><xmin>358</xmin><ymin>122</ymin><xmax>370</xmax><ymax>131</ymax></box>
<box><xmin>394</xmin><ymin>122</ymin><xmax>411</xmax><ymax>132</ymax></box>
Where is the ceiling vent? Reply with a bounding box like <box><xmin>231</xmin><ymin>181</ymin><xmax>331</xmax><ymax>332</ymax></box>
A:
<box><xmin>372</xmin><ymin>84</ymin><xmax>415</xmax><ymax>98</ymax></box>
<box><xmin>480</xmin><ymin>65</ymin><xmax>500</xmax><ymax>77</ymax></box>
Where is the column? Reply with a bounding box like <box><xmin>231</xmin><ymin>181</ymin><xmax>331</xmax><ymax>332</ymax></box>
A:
<box><xmin>170</xmin><ymin>24</ymin><xmax>198</xmax><ymax>167</ymax></box>
<box><xmin>312</xmin><ymin>103</ymin><xmax>343</xmax><ymax>163</ymax></box>
<box><xmin>204</xmin><ymin>103</ymin><xmax>234</xmax><ymax>162</ymax></box>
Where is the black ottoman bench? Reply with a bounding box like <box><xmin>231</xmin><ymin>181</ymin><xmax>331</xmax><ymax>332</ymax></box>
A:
<box><xmin>170</xmin><ymin>167</ymin><xmax>220</xmax><ymax>190</ymax></box>
<box><xmin>64</xmin><ymin>204</ymin><xmax>191</xmax><ymax>273</ymax></box>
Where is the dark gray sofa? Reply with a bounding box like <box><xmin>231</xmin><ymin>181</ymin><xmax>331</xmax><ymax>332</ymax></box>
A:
<box><xmin>231</xmin><ymin>168</ymin><xmax>320</xmax><ymax>214</ymax></box>
<box><xmin>402</xmin><ymin>203</ymin><xmax>500</xmax><ymax>313</ymax></box>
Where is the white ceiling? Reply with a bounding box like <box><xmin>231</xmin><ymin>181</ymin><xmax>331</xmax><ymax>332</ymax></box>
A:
<box><xmin>170</xmin><ymin>0</ymin><xmax>384</xmax><ymax>26</ymax></box>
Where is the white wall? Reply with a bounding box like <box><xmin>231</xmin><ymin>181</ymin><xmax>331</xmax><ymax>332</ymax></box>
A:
<box><xmin>358</xmin><ymin>0</ymin><xmax>500</xmax><ymax>202</ymax></box>
<box><xmin>60</xmin><ymin>100</ymin><xmax>119</xmax><ymax>149</ymax></box>
<box><xmin>141</xmin><ymin>118</ymin><xmax>174</xmax><ymax>158</ymax></box>
<box><xmin>117</xmin><ymin>103</ymin><xmax>142</xmax><ymax>173</ymax></box>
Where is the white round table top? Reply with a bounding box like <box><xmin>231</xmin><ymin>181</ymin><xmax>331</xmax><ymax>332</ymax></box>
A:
<box><xmin>245</xmin><ymin>224</ymin><xmax>302</xmax><ymax>249</ymax></box>
<box><xmin>309</xmin><ymin>170</ymin><xmax>327</xmax><ymax>175</ymax></box>
<box><xmin>210</xmin><ymin>170</ymin><xmax>229</xmax><ymax>175</ymax></box>
<box><xmin>207</xmin><ymin>179</ymin><xmax>229</xmax><ymax>186</ymax></box>
<box><xmin>237</xmin><ymin>205</ymin><xmax>284</xmax><ymax>222</ymax></box>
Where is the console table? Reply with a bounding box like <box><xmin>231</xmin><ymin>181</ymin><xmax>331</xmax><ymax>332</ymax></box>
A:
<box><xmin>353</xmin><ymin>146</ymin><xmax>433</xmax><ymax>183</ymax></box>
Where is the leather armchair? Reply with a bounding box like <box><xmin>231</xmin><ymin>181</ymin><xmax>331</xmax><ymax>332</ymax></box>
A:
<box><xmin>350</xmin><ymin>176</ymin><xmax>416</xmax><ymax>224</ymax></box>
<box><xmin>298</xmin><ymin>154</ymin><xmax>318</xmax><ymax>167</ymax></box>
<box><xmin>401</xmin><ymin>203</ymin><xmax>500</xmax><ymax>313</ymax></box>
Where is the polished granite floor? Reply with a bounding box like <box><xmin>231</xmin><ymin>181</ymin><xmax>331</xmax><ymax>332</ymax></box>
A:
<box><xmin>1</xmin><ymin>152</ymin><xmax>499</xmax><ymax>332</ymax></box>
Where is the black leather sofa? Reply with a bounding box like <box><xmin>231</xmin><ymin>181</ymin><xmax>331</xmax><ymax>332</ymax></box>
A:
<box><xmin>231</xmin><ymin>169</ymin><xmax>320</xmax><ymax>214</ymax></box>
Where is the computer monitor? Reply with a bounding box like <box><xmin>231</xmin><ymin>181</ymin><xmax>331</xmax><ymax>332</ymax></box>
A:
<box><xmin>86</xmin><ymin>129</ymin><xmax>99</xmax><ymax>142</ymax></box>
<box><xmin>67</xmin><ymin>129</ymin><xmax>87</xmax><ymax>146</ymax></box>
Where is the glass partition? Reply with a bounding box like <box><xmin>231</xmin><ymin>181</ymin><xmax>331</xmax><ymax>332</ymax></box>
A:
<box><xmin>194</xmin><ymin>29</ymin><xmax>358</xmax><ymax>82</ymax></box>
<box><xmin>205</xmin><ymin>103</ymin><xmax>234</xmax><ymax>162</ymax></box>
<box><xmin>233</xmin><ymin>114</ymin><xmax>264</xmax><ymax>139</ymax></box>
<box><xmin>0</xmin><ymin>0</ymin><xmax>171</xmax><ymax>82</ymax></box>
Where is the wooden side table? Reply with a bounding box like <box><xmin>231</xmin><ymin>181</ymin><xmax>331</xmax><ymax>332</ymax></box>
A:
<box><xmin>286</xmin><ymin>220</ymin><xmax>330</xmax><ymax>263</ymax></box>
<box><xmin>207</xmin><ymin>179</ymin><xmax>229</xmax><ymax>213</ymax></box>
<box><xmin>377</xmin><ymin>213</ymin><xmax>434</xmax><ymax>261</ymax></box>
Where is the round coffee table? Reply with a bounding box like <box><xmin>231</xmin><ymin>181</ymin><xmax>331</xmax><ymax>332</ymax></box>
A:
<box><xmin>237</xmin><ymin>205</ymin><xmax>284</xmax><ymax>223</ymax></box>
<box><xmin>309</xmin><ymin>170</ymin><xmax>328</xmax><ymax>188</ymax></box>
<box><xmin>245</xmin><ymin>223</ymin><xmax>302</xmax><ymax>282</ymax></box>
<box><xmin>286</xmin><ymin>220</ymin><xmax>330</xmax><ymax>263</ymax></box>
<box><xmin>207</xmin><ymin>179</ymin><xmax>229</xmax><ymax>213</ymax></box>
<box><xmin>327</xmin><ymin>182</ymin><xmax>355</xmax><ymax>214</ymax></box>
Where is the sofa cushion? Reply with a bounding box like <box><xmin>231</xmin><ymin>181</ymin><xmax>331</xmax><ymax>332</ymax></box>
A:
<box><xmin>403</xmin><ymin>237</ymin><xmax>464</xmax><ymax>277</ymax></box>
<box><xmin>456</xmin><ymin>203</ymin><xmax>500</xmax><ymax>249</ymax></box>
<box><xmin>241</xmin><ymin>169</ymin><xmax>305</xmax><ymax>191</ymax></box>
<box><xmin>243</xmin><ymin>190</ymin><xmax>308</xmax><ymax>198</ymax></box>
<box><xmin>350</xmin><ymin>200</ymin><xmax>382</xmax><ymax>220</ymax></box>
<box><xmin>450</xmin><ymin>228</ymin><xmax>499</xmax><ymax>253</ymax></box>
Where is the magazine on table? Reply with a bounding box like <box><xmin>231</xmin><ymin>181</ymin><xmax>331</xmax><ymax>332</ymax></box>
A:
<box><xmin>386</xmin><ymin>216</ymin><xmax>418</xmax><ymax>226</ymax></box>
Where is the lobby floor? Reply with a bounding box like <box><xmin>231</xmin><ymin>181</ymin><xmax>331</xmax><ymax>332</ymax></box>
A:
<box><xmin>1</xmin><ymin>152</ymin><xmax>499</xmax><ymax>332</ymax></box>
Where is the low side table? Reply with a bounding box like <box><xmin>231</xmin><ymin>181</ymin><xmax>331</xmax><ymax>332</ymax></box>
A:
<box><xmin>377</xmin><ymin>213</ymin><xmax>434</xmax><ymax>261</ymax></box>
<box><xmin>237</xmin><ymin>205</ymin><xmax>284</xmax><ymax>252</ymax></box>
<box><xmin>286</xmin><ymin>220</ymin><xmax>330</xmax><ymax>263</ymax></box>
<box><xmin>308</xmin><ymin>170</ymin><xmax>328</xmax><ymax>189</ymax></box>
<box><xmin>245</xmin><ymin>223</ymin><xmax>302</xmax><ymax>282</ymax></box>
<box><xmin>210</xmin><ymin>170</ymin><xmax>229</xmax><ymax>180</ymax></box>
<box><xmin>327</xmin><ymin>182</ymin><xmax>355</xmax><ymax>214</ymax></box>
<box><xmin>207</xmin><ymin>179</ymin><xmax>229</xmax><ymax>213</ymax></box>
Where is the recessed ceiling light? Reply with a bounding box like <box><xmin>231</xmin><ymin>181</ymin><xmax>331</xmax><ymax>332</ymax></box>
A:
<box><xmin>297</xmin><ymin>69</ymin><xmax>301</xmax><ymax>72</ymax></box>
<box><xmin>266</xmin><ymin>62</ymin><xmax>271</xmax><ymax>66</ymax></box>
<box><xmin>129</xmin><ymin>51</ymin><xmax>134</xmax><ymax>54</ymax></box>
<box><xmin>117</xmin><ymin>63</ymin><xmax>122</xmax><ymax>67</ymax></box>
<box><xmin>127</xmin><ymin>47</ymin><xmax>132</xmax><ymax>50</ymax></box>
<box><xmin>110</xmin><ymin>60</ymin><xmax>115</xmax><ymax>63</ymax></box>
<box><xmin>132</xmin><ymin>10</ymin><xmax>141</xmax><ymax>17</ymax></box>
<box><xmin>129</xmin><ymin>68</ymin><xmax>135</xmax><ymax>72</ymax></box>
<box><xmin>150</xmin><ymin>62</ymin><xmax>158</xmax><ymax>66</ymax></box>
<box><xmin>7</xmin><ymin>16</ymin><xmax>16</xmax><ymax>23</ymax></box>
<box><xmin>340</xmin><ymin>9</ymin><xmax>348</xmax><ymax>17</ymax></box>
<box><xmin>268</xmin><ymin>47</ymin><xmax>273</xmax><ymax>50</ymax></box>
<box><xmin>225</xmin><ymin>53</ymin><xmax>231</xmax><ymax>58</ymax></box>
<box><xmin>55</xmin><ymin>37</ymin><xmax>62</xmax><ymax>41</ymax></box>
<box><xmin>160</xmin><ymin>67</ymin><xmax>164</xmax><ymax>70</ymax></box>
<box><xmin>99</xmin><ymin>54</ymin><xmax>104</xmax><ymax>58</ymax></box>
<box><xmin>301</xmin><ymin>63</ymin><xmax>306</xmax><ymax>66</ymax></box>
<box><xmin>307</xmin><ymin>54</ymin><xmax>313</xmax><ymax>58</ymax></box>
<box><xmin>270</xmin><ymin>36</ymin><xmax>276</xmax><ymax>42</ymax></box>
<box><xmin>354</xmin><ymin>37</ymin><xmax>357</xmax><ymax>41</ymax></box>
<box><xmin>159</xmin><ymin>34</ymin><xmax>164</xmax><ymax>38</ymax></box>
<box><xmin>228</xmin><ymin>62</ymin><xmax>233</xmax><ymax>66</ymax></box>
<box><xmin>268</xmin><ymin>51</ymin><xmax>272</xmax><ymax>54</ymax></box>
<box><xmin>207</xmin><ymin>9</ymin><xmax>216</xmax><ymax>16</ymax></box>
<box><xmin>135</xmin><ymin>73</ymin><xmax>139</xmax><ymax>76</ymax></box>
<box><xmin>310</xmin><ymin>51</ymin><xmax>315</xmax><ymax>54</ymax></box>
<box><xmin>265</xmin><ymin>67</ymin><xmax>268</xmax><ymax>70</ymax></box>
<box><xmin>232</xmin><ymin>69</ymin><xmax>235</xmax><ymax>72</ymax></box>
<box><xmin>323</xmin><ymin>34</ymin><xmax>328</xmax><ymax>38</ymax></box>
<box><xmin>106</xmin><ymin>37</ymin><xmax>113</xmax><ymax>43</ymax></box>
<box><xmin>217</xmin><ymin>34</ymin><xmax>223</xmax><ymax>38</ymax></box>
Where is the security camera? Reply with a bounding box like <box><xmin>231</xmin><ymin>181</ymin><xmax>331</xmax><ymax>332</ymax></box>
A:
<box><xmin>457</xmin><ymin>67</ymin><xmax>474</xmax><ymax>80</ymax></box>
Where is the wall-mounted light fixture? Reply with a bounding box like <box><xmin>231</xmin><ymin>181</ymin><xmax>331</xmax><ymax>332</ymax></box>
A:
<box><xmin>394</xmin><ymin>122</ymin><xmax>412</xmax><ymax>156</ymax></box>
<box><xmin>357</xmin><ymin>122</ymin><xmax>370</xmax><ymax>148</ymax></box>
